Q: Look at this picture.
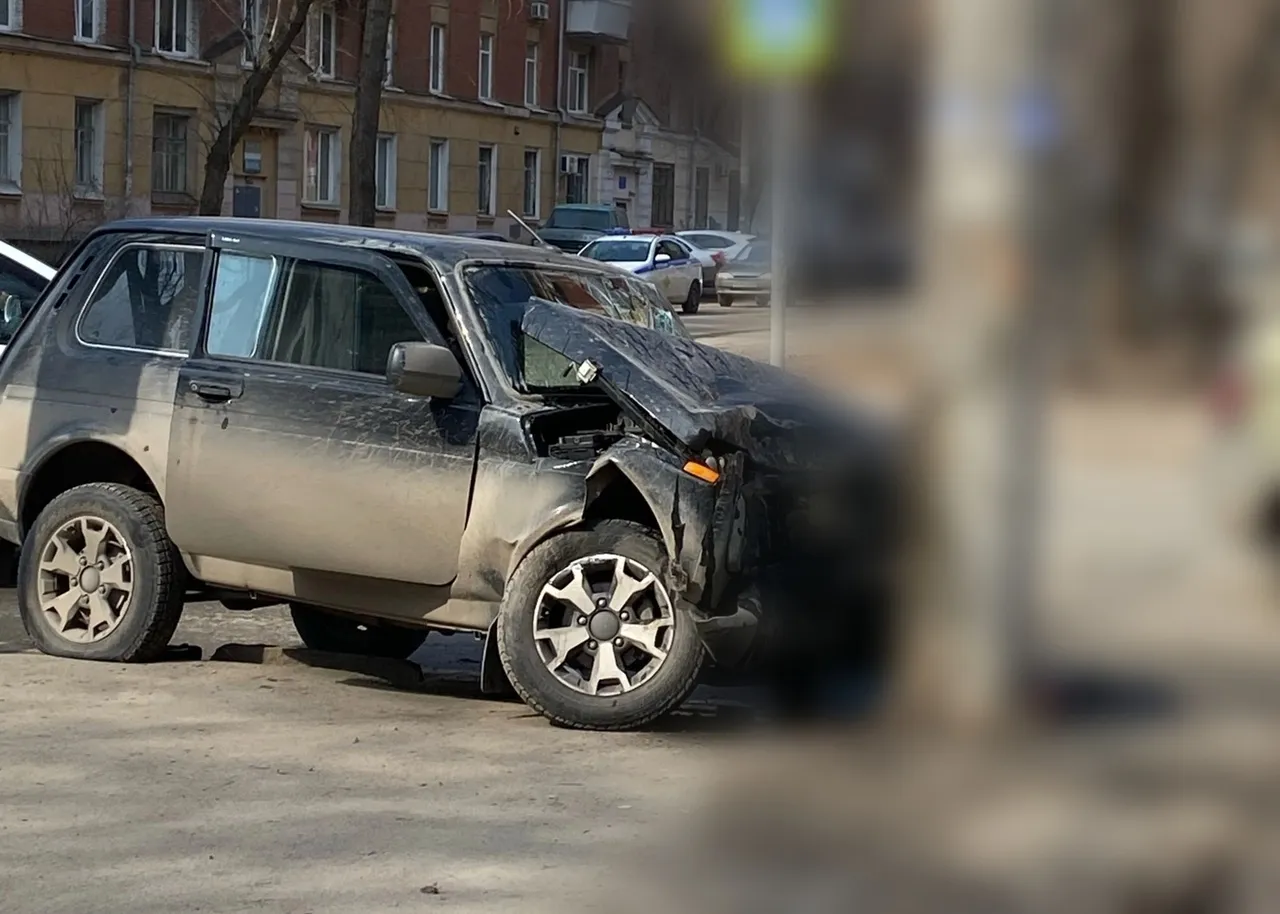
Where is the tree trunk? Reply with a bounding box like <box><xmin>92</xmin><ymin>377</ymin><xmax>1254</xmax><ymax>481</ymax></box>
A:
<box><xmin>348</xmin><ymin>0</ymin><xmax>392</xmax><ymax>227</ymax></box>
<box><xmin>197</xmin><ymin>0</ymin><xmax>317</xmax><ymax>216</ymax></box>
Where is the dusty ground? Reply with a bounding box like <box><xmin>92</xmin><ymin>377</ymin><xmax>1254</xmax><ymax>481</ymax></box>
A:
<box><xmin>3</xmin><ymin>308</ymin><xmax>1280</xmax><ymax>912</ymax></box>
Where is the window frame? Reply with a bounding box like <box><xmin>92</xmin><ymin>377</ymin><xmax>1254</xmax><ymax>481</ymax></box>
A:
<box><xmin>74</xmin><ymin>242</ymin><xmax>205</xmax><ymax>358</ymax></box>
<box><xmin>307</xmin><ymin>4</ymin><xmax>337</xmax><ymax>79</ymax></box>
<box><xmin>429</xmin><ymin>24</ymin><xmax>446</xmax><ymax>94</ymax></box>
<box><xmin>0</xmin><ymin>0</ymin><xmax>18</xmax><ymax>32</ymax></box>
<box><xmin>524</xmin><ymin>42</ymin><xmax>539</xmax><ymax>108</ymax></box>
<box><xmin>428</xmin><ymin>138</ymin><xmax>449</xmax><ymax>213</ymax></box>
<box><xmin>73</xmin><ymin>98</ymin><xmax>105</xmax><ymax>198</ymax></box>
<box><xmin>478</xmin><ymin>32</ymin><xmax>494</xmax><ymax>101</ymax></box>
<box><xmin>303</xmin><ymin>125</ymin><xmax>340</xmax><ymax>206</ymax></box>
<box><xmin>563</xmin><ymin>154</ymin><xmax>590</xmax><ymax>205</ymax></box>
<box><xmin>477</xmin><ymin>144</ymin><xmax>496</xmax><ymax>217</ymax></box>
<box><xmin>0</xmin><ymin>92</ymin><xmax>21</xmax><ymax>191</ymax></box>
<box><xmin>241</xmin><ymin>0</ymin><xmax>264</xmax><ymax>66</ymax></box>
<box><xmin>75</xmin><ymin>0</ymin><xmax>102</xmax><ymax>44</ymax></box>
<box><xmin>375</xmin><ymin>133</ymin><xmax>397</xmax><ymax>211</ymax></box>
<box><xmin>567</xmin><ymin>51</ymin><xmax>589</xmax><ymax>114</ymax></box>
<box><xmin>155</xmin><ymin>0</ymin><xmax>197</xmax><ymax>58</ymax></box>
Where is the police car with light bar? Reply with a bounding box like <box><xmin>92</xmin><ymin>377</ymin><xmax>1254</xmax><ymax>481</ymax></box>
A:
<box><xmin>578</xmin><ymin>230</ymin><xmax>704</xmax><ymax>315</ymax></box>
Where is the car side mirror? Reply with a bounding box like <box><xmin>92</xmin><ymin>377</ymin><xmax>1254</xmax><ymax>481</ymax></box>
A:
<box><xmin>654</xmin><ymin>253</ymin><xmax>672</xmax><ymax>264</ymax></box>
<box><xmin>387</xmin><ymin>342</ymin><xmax>462</xmax><ymax>399</ymax></box>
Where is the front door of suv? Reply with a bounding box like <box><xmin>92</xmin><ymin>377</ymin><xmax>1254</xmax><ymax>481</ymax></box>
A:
<box><xmin>165</xmin><ymin>234</ymin><xmax>480</xmax><ymax>591</ymax></box>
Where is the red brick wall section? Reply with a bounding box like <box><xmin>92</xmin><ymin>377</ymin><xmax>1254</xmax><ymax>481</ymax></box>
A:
<box><xmin>21</xmin><ymin>0</ymin><xmax>77</xmax><ymax>42</ymax></box>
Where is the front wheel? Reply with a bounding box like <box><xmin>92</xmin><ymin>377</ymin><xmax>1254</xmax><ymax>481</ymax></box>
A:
<box><xmin>682</xmin><ymin>281</ymin><xmax>702</xmax><ymax>315</ymax></box>
<box><xmin>290</xmin><ymin>604</ymin><xmax>428</xmax><ymax>660</ymax></box>
<box><xmin>497</xmin><ymin>520</ymin><xmax>704</xmax><ymax>730</ymax></box>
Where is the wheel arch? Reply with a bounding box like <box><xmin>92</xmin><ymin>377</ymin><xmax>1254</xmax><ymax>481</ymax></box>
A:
<box><xmin>19</xmin><ymin>436</ymin><xmax>162</xmax><ymax>539</ymax></box>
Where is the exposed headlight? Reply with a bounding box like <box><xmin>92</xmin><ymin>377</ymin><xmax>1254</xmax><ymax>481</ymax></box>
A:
<box><xmin>719</xmin><ymin>272</ymin><xmax>735</xmax><ymax>281</ymax></box>
<box><xmin>760</xmin><ymin>273</ymin><xmax>772</xmax><ymax>282</ymax></box>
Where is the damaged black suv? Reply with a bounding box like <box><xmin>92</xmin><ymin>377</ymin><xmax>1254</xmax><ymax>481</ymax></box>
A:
<box><xmin>0</xmin><ymin>218</ymin><xmax>895</xmax><ymax>730</ymax></box>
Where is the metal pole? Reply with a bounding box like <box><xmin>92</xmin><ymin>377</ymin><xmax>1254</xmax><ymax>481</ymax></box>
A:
<box><xmin>769</xmin><ymin>82</ymin><xmax>796</xmax><ymax>367</ymax></box>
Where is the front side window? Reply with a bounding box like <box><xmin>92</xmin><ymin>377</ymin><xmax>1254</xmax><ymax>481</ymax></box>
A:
<box><xmin>429</xmin><ymin>25</ymin><xmax>446</xmax><ymax>93</ymax></box>
<box><xmin>75</xmin><ymin>0</ymin><xmax>101</xmax><ymax>42</ymax></box>
<box><xmin>156</xmin><ymin>0</ymin><xmax>195</xmax><ymax>56</ymax></box>
<box><xmin>307</xmin><ymin>4</ymin><xmax>337</xmax><ymax>77</ymax></box>
<box><xmin>152</xmin><ymin>113</ymin><xmax>189</xmax><ymax>194</ymax></box>
<box><xmin>477</xmin><ymin>145</ymin><xmax>495</xmax><ymax>216</ymax></box>
<box><xmin>428</xmin><ymin>139</ymin><xmax>448</xmax><ymax>212</ymax></box>
<box><xmin>466</xmin><ymin>265</ymin><xmax>689</xmax><ymax>391</ymax></box>
<box><xmin>78</xmin><ymin>245</ymin><xmax>203</xmax><ymax>353</ymax></box>
<box><xmin>478</xmin><ymin>33</ymin><xmax>494</xmax><ymax>100</ymax></box>
<box><xmin>303</xmin><ymin>126</ymin><xmax>339</xmax><ymax>204</ymax></box>
<box><xmin>74</xmin><ymin>99</ymin><xmax>104</xmax><ymax>195</ymax></box>
<box><xmin>0</xmin><ymin>258</ymin><xmax>48</xmax><ymax>346</ymax></box>
<box><xmin>375</xmin><ymin>133</ymin><xmax>396</xmax><ymax>210</ymax></box>
<box><xmin>568</xmin><ymin>51</ymin><xmax>589</xmax><ymax>114</ymax></box>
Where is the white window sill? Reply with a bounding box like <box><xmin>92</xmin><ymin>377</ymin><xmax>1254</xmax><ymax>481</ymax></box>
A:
<box><xmin>74</xmin><ymin>36</ymin><xmax>108</xmax><ymax>47</ymax></box>
<box><xmin>0</xmin><ymin>183</ymin><xmax>21</xmax><ymax>197</ymax></box>
<box><xmin>301</xmin><ymin>200</ymin><xmax>340</xmax><ymax>210</ymax></box>
<box><xmin>155</xmin><ymin>50</ymin><xmax>200</xmax><ymax>63</ymax></box>
<box><xmin>376</xmin><ymin>205</ymin><xmax>396</xmax><ymax>213</ymax></box>
<box><xmin>74</xmin><ymin>189</ymin><xmax>105</xmax><ymax>201</ymax></box>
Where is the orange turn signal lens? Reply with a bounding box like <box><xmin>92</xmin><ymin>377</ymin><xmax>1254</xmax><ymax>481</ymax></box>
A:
<box><xmin>682</xmin><ymin>460</ymin><xmax>721</xmax><ymax>484</ymax></box>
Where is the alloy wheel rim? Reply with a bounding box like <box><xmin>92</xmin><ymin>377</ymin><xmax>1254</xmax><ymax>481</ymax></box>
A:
<box><xmin>533</xmin><ymin>553</ymin><xmax>676</xmax><ymax>697</ymax></box>
<box><xmin>36</xmin><ymin>515</ymin><xmax>135</xmax><ymax>643</ymax></box>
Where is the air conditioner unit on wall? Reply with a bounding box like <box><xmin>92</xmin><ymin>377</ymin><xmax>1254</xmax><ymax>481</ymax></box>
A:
<box><xmin>714</xmin><ymin>163</ymin><xmax>731</xmax><ymax>179</ymax></box>
<box><xmin>529</xmin><ymin>1</ymin><xmax>550</xmax><ymax>21</ymax></box>
<box><xmin>560</xmin><ymin>156</ymin><xmax>580</xmax><ymax>175</ymax></box>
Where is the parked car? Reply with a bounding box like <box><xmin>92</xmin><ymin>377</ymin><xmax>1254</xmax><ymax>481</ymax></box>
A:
<box><xmin>539</xmin><ymin>204</ymin><xmax>630</xmax><ymax>254</ymax></box>
<box><xmin>0</xmin><ymin>217</ymin><xmax>894</xmax><ymax>731</ymax></box>
<box><xmin>0</xmin><ymin>240</ymin><xmax>57</xmax><ymax>356</ymax></box>
<box><xmin>578</xmin><ymin>233</ymin><xmax>704</xmax><ymax>315</ymax></box>
<box><xmin>715</xmin><ymin>241</ymin><xmax>772</xmax><ymax>308</ymax></box>
<box><xmin>678</xmin><ymin>230</ymin><xmax>755</xmax><ymax>264</ymax></box>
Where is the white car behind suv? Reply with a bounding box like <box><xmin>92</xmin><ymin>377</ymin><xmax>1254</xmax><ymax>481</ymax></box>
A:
<box><xmin>578</xmin><ymin>233</ymin><xmax>704</xmax><ymax>314</ymax></box>
<box><xmin>0</xmin><ymin>239</ymin><xmax>56</xmax><ymax>356</ymax></box>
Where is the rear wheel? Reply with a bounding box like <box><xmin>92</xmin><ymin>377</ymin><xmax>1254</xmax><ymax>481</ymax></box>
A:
<box><xmin>18</xmin><ymin>483</ymin><xmax>184</xmax><ymax>662</ymax></box>
<box><xmin>682</xmin><ymin>281</ymin><xmax>702</xmax><ymax>315</ymax></box>
<box><xmin>497</xmin><ymin>520</ymin><xmax>704</xmax><ymax>730</ymax></box>
<box><xmin>289</xmin><ymin>604</ymin><xmax>428</xmax><ymax>660</ymax></box>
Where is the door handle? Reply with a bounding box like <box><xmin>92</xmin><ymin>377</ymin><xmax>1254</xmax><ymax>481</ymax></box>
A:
<box><xmin>189</xmin><ymin>380</ymin><xmax>239</xmax><ymax>403</ymax></box>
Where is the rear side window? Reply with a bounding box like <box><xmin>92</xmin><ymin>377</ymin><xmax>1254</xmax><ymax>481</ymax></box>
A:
<box><xmin>78</xmin><ymin>244</ymin><xmax>203</xmax><ymax>354</ymax></box>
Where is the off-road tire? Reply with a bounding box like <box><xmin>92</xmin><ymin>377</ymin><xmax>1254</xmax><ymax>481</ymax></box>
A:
<box><xmin>682</xmin><ymin>281</ymin><xmax>702</xmax><ymax>315</ymax></box>
<box><xmin>718</xmin><ymin>295</ymin><xmax>734</xmax><ymax>308</ymax></box>
<box><xmin>18</xmin><ymin>483</ymin><xmax>184</xmax><ymax>662</ymax></box>
<box><xmin>289</xmin><ymin>604</ymin><xmax>428</xmax><ymax>660</ymax></box>
<box><xmin>497</xmin><ymin>520</ymin><xmax>704</xmax><ymax>731</ymax></box>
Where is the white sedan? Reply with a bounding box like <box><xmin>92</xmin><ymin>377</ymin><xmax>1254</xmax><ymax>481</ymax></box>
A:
<box><xmin>0</xmin><ymin>240</ymin><xmax>56</xmax><ymax>356</ymax></box>
<box><xmin>578</xmin><ymin>233</ymin><xmax>704</xmax><ymax>314</ymax></box>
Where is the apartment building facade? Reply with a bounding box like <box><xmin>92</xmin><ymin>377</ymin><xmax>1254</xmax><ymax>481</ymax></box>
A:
<box><xmin>0</xmin><ymin>0</ymin><xmax>637</xmax><ymax>258</ymax></box>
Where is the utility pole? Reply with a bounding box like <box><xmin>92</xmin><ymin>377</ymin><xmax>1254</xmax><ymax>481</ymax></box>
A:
<box><xmin>896</xmin><ymin>0</ymin><xmax>1060</xmax><ymax>726</ymax></box>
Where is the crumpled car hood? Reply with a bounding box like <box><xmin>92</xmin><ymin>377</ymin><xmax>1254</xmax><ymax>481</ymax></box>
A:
<box><xmin>521</xmin><ymin>300</ymin><xmax>890</xmax><ymax>470</ymax></box>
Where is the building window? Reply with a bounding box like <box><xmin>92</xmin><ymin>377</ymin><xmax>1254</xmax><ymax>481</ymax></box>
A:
<box><xmin>307</xmin><ymin>4</ymin><xmax>337</xmax><ymax>78</ymax></box>
<box><xmin>375</xmin><ymin>133</ymin><xmax>396</xmax><ymax>210</ymax></box>
<box><xmin>152</xmin><ymin>112</ymin><xmax>189</xmax><ymax>194</ymax></box>
<box><xmin>429</xmin><ymin>25</ymin><xmax>446</xmax><ymax>94</ymax></box>
<box><xmin>303</xmin><ymin>126</ymin><xmax>339</xmax><ymax>205</ymax></box>
<box><xmin>241</xmin><ymin>0</ymin><xmax>265</xmax><ymax>64</ymax></box>
<box><xmin>428</xmin><ymin>139</ymin><xmax>448</xmax><ymax>213</ymax></box>
<box><xmin>564</xmin><ymin>154</ymin><xmax>590</xmax><ymax>205</ymax></box>
<box><xmin>651</xmin><ymin>163</ymin><xmax>675</xmax><ymax>227</ymax></box>
<box><xmin>477</xmin><ymin>145</ymin><xmax>495</xmax><ymax>216</ymax></box>
<box><xmin>524</xmin><ymin>43</ymin><xmax>539</xmax><ymax>108</ymax></box>
<box><xmin>694</xmin><ymin>166</ymin><xmax>710</xmax><ymax>229</ymax></box>
<box><xmin>0</xmin><ymin>93</ymin><xmax>20</xmax><ymax>190</ymax></box>
<box><xmin>156</xmin><ymin>0</ymin><xmax>196</xmax><ymax>57</ymax></box>
<box><xmin>522</xmin><ymin>149</ymin><xmax>540</xmax><ymax>218</ymax></box>
<box><xmin>0</xmin><ymin>0</ymin><xmax>16</xmax><ymax>31</ymax></box>
<box><xmin>478</xmin><ymin>33</ymin><xmax>494</xmax><ymax>101</ymax></box>
<box><xmin>568</xmin><ymin>51</ymin><xmax>589</xmax><ymax>114</ymax></box>
<box><xmin>75</xmin><ymin>0</ymin><xmax>102</xmax><ymax>43</ymax></box>
<box><xmin>74</xmin><ymin>99</ymin><xmax>104</xmax><ymax>196</ymax></box>
<box><xmin>383</xmin><ymin>16</ymin><xmax>394</xmax><ymax>87</ymax></box>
